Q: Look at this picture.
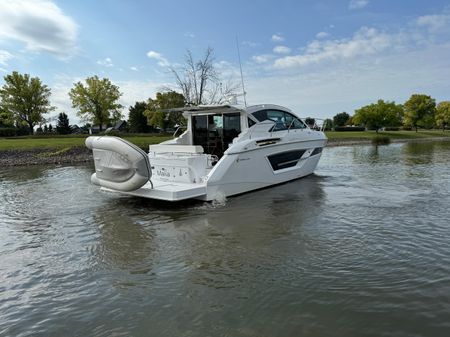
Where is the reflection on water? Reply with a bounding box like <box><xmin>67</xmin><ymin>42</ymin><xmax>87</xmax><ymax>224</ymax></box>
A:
<box><xmin>1</xmin><ymin>141</ymin><xmax>450</xmax><ymax>337</ymax></box>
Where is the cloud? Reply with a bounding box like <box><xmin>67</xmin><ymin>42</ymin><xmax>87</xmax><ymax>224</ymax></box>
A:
<box><xmin>242</xmin><ymin>40</ymin><xmax>260</xmax><ymax>47</ymax></box>
<box><xmin>0</xmin><ymin>0</ymin><xmax>78</xmax><ymax>58</ymax></box>
<box><xmin>271</xmin><ymin>34</ymin><xmax>284</xmax><ymax>42</ymax></box>
<box><xmin>184</xmin><ymin>32</ymin><xmax>195</xmax><ymax>38</ymax></box>
<box><xmin>273</xmin><ymin>46</ymin><xmax>292</xmax><ymax>54</ymax></box>
<box><xmin>416</xmin><ymin>14</ymin><xmax>450</xmax><ymax>33</ymax></box>
<box><xmin>349</xmin><ymin>0</ymin><xmax>369</xmax><ymax>10</ymax></box>
<box><xmin>146</xmin><ymin>50</ymin><xmax>170</xmax><ymax>67</ymax></box>
<box><xmin>316</xmin><ymin>31</ymin><xmax>330</xmax><ymax>39</ymax></box>
<box><xmin>130</xmin><ymin>66</ymin><xmax>138</xmax><ymax>71</ymax></box>
<box><xmin>97</xmin><ymin>57</ymin><xmax>113</xmax><ymax>67</ymax></box>
<box><xmin>274</xmin><ymin>27</ymin><xmax>392</xmax><ymax>69</ymax></box>
<box><xmin>252</xmin><ymin>54</ymin><xmax>273</xmax><ymax>64</ymax></box>
<box><xmin>0</xmin><ymin>50</ymin><xmax>13</xmax><ymax>66</ymax></box>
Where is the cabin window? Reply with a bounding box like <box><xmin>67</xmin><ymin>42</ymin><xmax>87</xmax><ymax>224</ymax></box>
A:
<box><xmin>251</xmin><ymin>109</ymin><xmax>307</xmax><ymax>131</ymax></box>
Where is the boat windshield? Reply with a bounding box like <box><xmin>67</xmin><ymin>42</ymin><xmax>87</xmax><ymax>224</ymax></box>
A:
<box><xmin>251</xmin><ymin>109</ymin><xmax>307</xmax><ymax>131</ymax></box>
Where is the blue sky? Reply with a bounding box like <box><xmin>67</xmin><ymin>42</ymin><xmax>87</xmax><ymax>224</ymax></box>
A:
<box><xmin>1</xmin><ymin>0</ymin><xmax>450</xmax><ymax>124</ymax></box>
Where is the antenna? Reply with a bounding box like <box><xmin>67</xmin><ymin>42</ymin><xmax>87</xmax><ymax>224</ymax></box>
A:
<box><xmin>235</xmin><ymin>36</ymin><xmax>247</xmax><ymax>107</ymax></box>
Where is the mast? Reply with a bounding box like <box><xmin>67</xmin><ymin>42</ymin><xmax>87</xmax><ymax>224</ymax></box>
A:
<box><xmin>235</xmin><ymin>36</ymin><xmax>247</xmax><ymax>107</ymax></box>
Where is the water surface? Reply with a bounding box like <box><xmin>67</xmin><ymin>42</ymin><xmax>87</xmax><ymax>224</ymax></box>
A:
<box><xmin>1</xmin><ymin>141</ymin><xmax>450</xmax><ymax>336</ymax></box>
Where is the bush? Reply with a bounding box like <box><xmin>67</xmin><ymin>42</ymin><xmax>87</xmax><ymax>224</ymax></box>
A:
<box><xmin>0</xmin><ymin>127</ymin><xmax>17</xmax><ymax>137</ymax></box>
<box><xmin>334</xmin><ymin>126</ymin><xmax>366</xmax><ymax>131</ymax></box>
<box><xmin>384</xmin><ymin>127</ymin><xmax>400</xmax><ymax>131</ymax></box>
<box><xmin>372</xmin><ymin>135</ymin><xmax>391</xmax><ymax>145</ymax></box>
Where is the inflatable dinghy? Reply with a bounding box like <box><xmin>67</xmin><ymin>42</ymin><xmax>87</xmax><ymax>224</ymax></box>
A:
<box><xmin>85</xmin><ymin>136</ymin><xmax>151</xmax><ymax>192</ymax></box>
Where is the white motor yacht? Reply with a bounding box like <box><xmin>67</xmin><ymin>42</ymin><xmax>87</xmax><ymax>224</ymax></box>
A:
<box><xmin>85</xmin><ymin>104</ymin><xmax>327</xmax><ymax>201</ymax></box>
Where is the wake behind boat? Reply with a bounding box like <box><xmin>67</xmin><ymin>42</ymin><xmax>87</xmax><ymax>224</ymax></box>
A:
<box><xmin>85</xmin><ymin>104</ymin><xmax>327</xmax><ymax>201</ymax></box>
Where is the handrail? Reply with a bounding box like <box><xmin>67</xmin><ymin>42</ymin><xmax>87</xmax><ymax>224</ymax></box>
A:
<box><xmin>301</xmin><ymin>118</ymin><xmax>327</xmax><ymax>132</ymax></box>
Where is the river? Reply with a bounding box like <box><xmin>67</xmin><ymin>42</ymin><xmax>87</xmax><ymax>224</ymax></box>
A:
<box><xmin>1</xmin><ymin>141</ymin><xmax>449</xmax><ymax>337</ymax></box>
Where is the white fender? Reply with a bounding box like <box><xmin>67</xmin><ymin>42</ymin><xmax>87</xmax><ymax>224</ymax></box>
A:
<box><xmin>86</xmin><ymin>136</ymin><xmax>151</xmax><ymax>192</ymax></box>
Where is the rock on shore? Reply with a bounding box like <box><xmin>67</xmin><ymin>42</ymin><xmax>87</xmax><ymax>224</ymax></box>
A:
<box><xmin>0</xmin><ymin>147</ymin><xmax>93</xmax><ymax>166</ymax></box>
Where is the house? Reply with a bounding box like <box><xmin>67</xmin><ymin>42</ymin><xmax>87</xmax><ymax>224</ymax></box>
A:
<box><xmin>113</xmin><ymin>120</ymin><xmax>128</xmax><ymax>132</ymax></box>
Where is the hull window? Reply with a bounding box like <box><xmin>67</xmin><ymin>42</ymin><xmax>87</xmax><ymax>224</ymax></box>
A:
<box><xmin>268</xmin><ymin>150</ymin><xmax>306</xmax><ymax>171</ymax></box>
<box><xmin>311</xmin><ymin>147</ymin><xmax>323</xmax><ymax>156</ymax></box>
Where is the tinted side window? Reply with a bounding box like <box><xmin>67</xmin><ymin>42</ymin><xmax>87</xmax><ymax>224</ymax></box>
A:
<box><xmin>251</xmin><ymin>109</ymin><xmax>307</xmax><ymax>131</ymax></box>
<box><xmin>252</xmin><ymin>110</ymin><xmax>267</xmax><ymax>122</ymax></box>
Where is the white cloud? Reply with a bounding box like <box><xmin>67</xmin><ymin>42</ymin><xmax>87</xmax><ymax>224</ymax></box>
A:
<box><xmin>130</xmin><ymin>66</ymin><xmax>138</xmax><ymax>71</ymax></box>
<box><xmin>0</xmin><ymin>0</ymin><xmax>78</xmax><ymax>58</ymax></box>
<box><xmin>349</xmin><ymin>0</ymin><xmax>369</xmax><ymax>10</ymax></box>
<box><xmin>271</xmin><ymin>34</ymin><xmax>284</xmax><ymax>42</ymax></box>
<box><xmin>252</xmin><ymin>54</ymin><xmax>273</xmax><ymax>64</ymax></box>
<box><xmin>184</xmin><ymin>32</ymin><xmax>195</xmax><ymax>38</ymax></box>
<box><xmin>0</xmin><ymin>50</ymin><xmax>13</xmax><ymax>66</ymax></box>
<box><xmin>316</xmin><ymin>31</ymin><xmax>330</xmax><ymax>39</ymax></box>
<box><xmin>273</xmin><ymin>46</ymin><xmax>291</xmax><ymax>54</ymax></box>
<box><xmin>97</xmin><ymin>57</ymin><xmax>113</xmax><ymax>67</ymax></box>
<box><xmin>242</xmin><ymin>40</ymin><xmax>260</xmax><ymax>47</ymax></box>
<box><xmin>416</xmin><ymin>14</ymin><xmax>450</xmax><ymax>33</ymax></box>
<box><xmin>146</xmin><ymin>50</ymin><xmax>170</xmax><ymax>67</ymax></box>
<box><xmin>274</xmin><ymin>27</ymin><xmax>392</xmax><ymax>69</ymax></box>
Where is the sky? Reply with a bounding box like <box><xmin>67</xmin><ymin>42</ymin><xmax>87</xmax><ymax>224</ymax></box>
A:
<box><xmin>1</xmin><ymin>0</ymin><xmax>450</xmax><ymax>124</ymax></box>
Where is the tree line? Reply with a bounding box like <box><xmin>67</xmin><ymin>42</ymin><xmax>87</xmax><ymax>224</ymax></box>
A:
<box><xmin>0</xmin><ymin>48</ymin><xmax>236</xmax><ymax>136</ymax></box>
<box><xmin>327</xmin><ymin>96</ymin><xmax>450</xmax><ymax>132</ymax></box>
<box><xmin>1</xmin><ymin>48</ymin><xmax>449</xmax><ymax>136</ymax></box>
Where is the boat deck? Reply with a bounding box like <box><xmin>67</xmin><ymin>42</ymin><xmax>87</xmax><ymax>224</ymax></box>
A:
<box><xmin>113</xmin><ymin>180</ymin><xmax>207</xmax><ymax>201</ymax></box>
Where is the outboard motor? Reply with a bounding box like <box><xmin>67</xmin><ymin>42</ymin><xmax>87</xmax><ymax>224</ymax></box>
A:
<box><xmin>85</xmin><ymin>136</ymin><xmax>152</xmax><ymax>192</ymax></box>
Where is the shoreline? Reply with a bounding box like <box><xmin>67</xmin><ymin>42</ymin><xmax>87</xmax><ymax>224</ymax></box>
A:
<box><xmin>1</xmin><ymin>137</ymin><xmax>449</xmax><ymax>167</ymax></box>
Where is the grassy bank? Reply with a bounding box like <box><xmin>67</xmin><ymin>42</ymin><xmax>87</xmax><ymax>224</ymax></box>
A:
<box><xmin>0</xmin><ymin>134</ymin><xmax>172</xmax><ymax>151</ymax></box>
<box><xmin>326</xmin><ymin>130</ymin><xmax>450</xmax><ymax>141</ymax></box>
<box><xmin>0</xmin><ymin>130</ymin><xmax>449</xmax><ymax>151</ymax></box>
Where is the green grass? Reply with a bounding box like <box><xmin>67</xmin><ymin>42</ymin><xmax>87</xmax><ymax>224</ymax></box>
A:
<box><xmin>0</xmin><ymin>134</ymin><xmax>172</xmax><ymax>150</ymax></box>
<box><xmin>325</xmin><ymin>130</ymin><xmax>450</xmax><ymax>141</ymax></box>
<box><xmin>0</xmin><ymin>130</ymin><xmax>449</xmax><ymax>151</ymax></box>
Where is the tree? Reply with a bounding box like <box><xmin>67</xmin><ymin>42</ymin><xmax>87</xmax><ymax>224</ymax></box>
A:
<box><xmin>170</xmin><ymin>48</ymin><xmax>238</xmax><ymax>105</ymax></box>
<box><xmin>324</xmin><ymin>118</ymin><xmax>333</xmax><ymax>130</ymax></box>
<box><xmin>144</xmin><ymin>91</ymin><xmax>186</xmax><ymax>130</ymax></box>
<box><xmin>0</xmin><ymin>107</ymin><xmax>14</xmax><ymax>127</ymax></box>
<box><xmin>435</xmin><ymin>101</ymin><xmax>450</xmax><ymax>131</ymax></box>
<box><xmin>56</xmin><ymin>112</ymin><xmax>71</xmax><ymax>134</ymax></box>
<box><xmin>0</xmin><ymin>71</ymin><xmax>54</xmax><ymax>134</ymax></box>
<box><xmin>403</xmin><ymin>94</ymin><xmax>436</xmax><ymax>132</ymax></box>
<box><xmin>69</xmin><ymin>76</ymin><xmax>122</xmax><ymax>131</ymax></box>
<box><xmin>353</xmin><ymin>100</ymin><xmax>403</xmax><ymax>133</ymax></box>
<box><xmin>333</xmin><ymin>112</ymin><xmax>350</xmax><ymax>127</ymax></box>
<box><xmin>304</xmin><ymin>117</ymin><xmax>316</xmax><ymax>128</ymax></box>
<box><xmin>128</xmin><ymin>101</ymin><xmax>151</xmax><ymax>133</ymax></box>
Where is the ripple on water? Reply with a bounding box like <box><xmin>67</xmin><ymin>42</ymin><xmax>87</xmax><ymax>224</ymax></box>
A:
<box><xmin>1</xmin><ymin>143</ymin><xmax>450</xmax><ymax>336</ymax></box>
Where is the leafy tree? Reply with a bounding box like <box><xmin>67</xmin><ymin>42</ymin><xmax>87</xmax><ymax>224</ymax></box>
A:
<box><xmin>170</xmin><ymin>48</ymin><xmax>238</xmax><ymax>105</ymax></box>
<box><xmin>403</xmin><ymin>94</ymin><xmax>436</xmax><ymax>132</ymax></box>
<box><xmin>128</xmin><ymin>101</ymin><xmax>151</xmax><ymax>133</ymax></box>
<box><xmin>435</xmin><ymin>101</ymin><xmax>450</xmax><ymax>131</ymax></box>
<box><xmin>0</xmin><ymin>71</ymin><xmax>54</xmax><ymax>134</ymax></box>
<box><xmin>324</xmin><ymin>118</ymin><xmax>333</xmax><ymax>130</ymax></box>
<box><xmin>353</xmin><ymin>100</ymin><xmax>403</xmax><ymax>133</ymax></box>
<box><xmin>144</xmin><ymin>91</ymin><xmax>186</xmax><ymax>130</ymax></box>
<box><xmin>48</xmin><ymin>124</ymin><xmax>53</xmax><ymax>133</ymax></box>
<box><xmin>304</xmin><ymin>117</ymin><xmax>316</xmax><ymax>127</ymax></box>
<box><xmin>69</xmin><ymin>76</ymin><xmax>123</xmax><ymax>131</ymax></box>
<box><xmin>0</xmin><ymin>107</ymin><xmax>14</xmax><ymax>127</ymax></box>
<box><xmin>56</xmin><ymin>112</ymin><xmax>71</xmax><ymax>134</ymax></box>
<box><xmin>333</xmin><ymin>112</ymin><xmax>350</xmax><ymax>127</ymax></box>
